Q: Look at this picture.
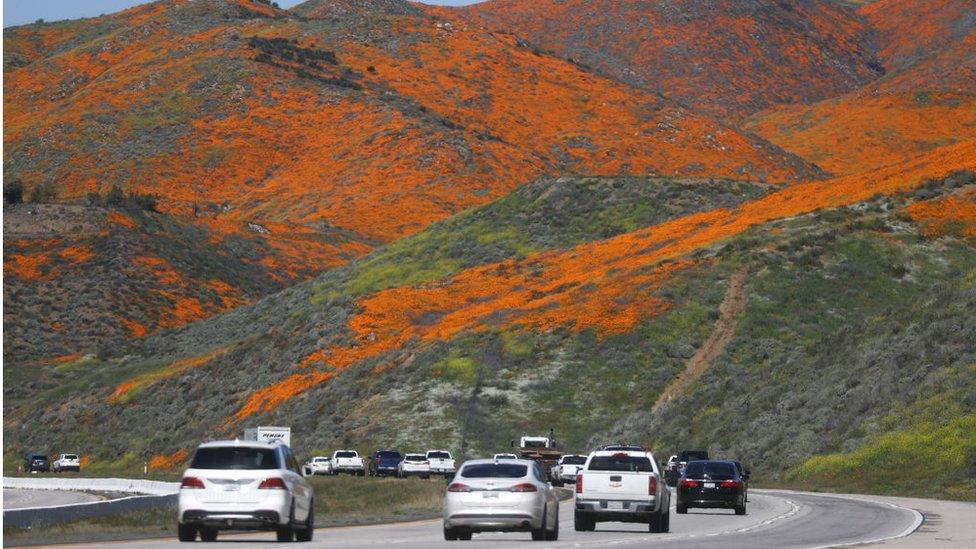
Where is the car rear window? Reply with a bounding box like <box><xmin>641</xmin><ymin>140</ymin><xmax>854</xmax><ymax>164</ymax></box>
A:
<box><xmin>461</xmin><ymin>463</ymin><xmax>528</xmax><ymax>478</ymax></box>
<box><xmin>684</xmin><ymin>461</ymin><xmax>735</xmax><ymax>479</ymax></box>
<box><xmin>377</xmin><ymin>451</ymin><xmax>401</xmax><ymax>459</ymax></box>
<box><xmin>562</xmin><ymin>456</ymin><xmax>587</xmax><ymax>465</ymax></box>
<box><xmin>588</xmin><ymin>455</ymin><xmax>653</xmax><ymax>472</ymax></box>
<box><xmin>191</xmin><ymin>447</ymin><xmax>277</xmax><ymax>470</ymax></box>
<box><xmin>313</xmin><ymin>457</ymin><xmax>329</xmax><ymax>462</ymax></box>
<box><xmin>30</xmin><ymin>455</ymin><xmax>47</xmax><ymax>460</ymax></box>
<box><xmin>335</xmin><ymin>451</ymin><xmax>357</xmax><ymax>458</ymax></box>
<box><xmin>679</xmin><ymin>451</ymin><xmax>709</xmax><ymax>461</ymax></box>
<box><xmin>428</xmin><ymin>451</ymin><xmax>451</xmax><ymax>459</ymax></box>
<box><xmin>404</xmin><ymin>454</ymin><xmax>426</xmax><ymax>460</ymax></box>
<box><xmin>64</xmin><ymin>455</ymin><xmax>78</xmax><ymax>460</ymax></box>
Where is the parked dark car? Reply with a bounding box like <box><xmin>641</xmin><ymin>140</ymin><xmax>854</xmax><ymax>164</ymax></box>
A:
<box><xmin>24</xmin><ymin>453</ymin><xmax>50</xmax><ymax>473</ymax></box>
<box><xmin>368</xmin><ymin>450</ymin><xmax>403</xmax><ymax>477</ymax></box>
<box><xmin>676</xmin><ymin>460</ymin><xmax>747</xmax><ymax>515</ymax></box>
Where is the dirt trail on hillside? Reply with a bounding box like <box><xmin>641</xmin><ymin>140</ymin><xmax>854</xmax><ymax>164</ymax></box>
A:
<box><xmin>653</xmin><ymin>267</ymin><xmax>749</xmax><ymax>411</ymax></box>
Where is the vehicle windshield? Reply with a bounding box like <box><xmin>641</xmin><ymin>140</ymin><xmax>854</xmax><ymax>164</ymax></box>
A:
<box><xmin>684</xmin><ymin>461</ymin><xmax>735</xmax><ymax>480</ymax></box>
<box><xmin>29</xmin><ymin>455</ymin><xmax>47</xmax><ymax>460</ymax></box>
<box><xmin>679</xmin><ymin>451</ymin><xmax>709</xmax><ymax>461</ymax></box>
<box><xmin>562</xmin><ymin>455</ymin><xmax>587</xmax><ymax>465</ymax></box>
<box><xmin>64</xmin><ymin>455</ymin><xmax>78</xmax><ymax>460</ymax></box>
<box><xmin>588</xmin><ymin>455</ymin><xmax>653</xmax><ymax>472</ymax></box>
<box><xmin>313</xmin><ymin>458</ymin><xmax>329</xmax><ymax>462</ymax></box>
<box><xmin>335</xmin><ymin>451</ymin><xmax>357</xmax><ymax>458</ymax></box>
<box><xmin>404</xmin><ymin>454</ymin><xmax>426</xmax><ymax>461</ymax></box>
<box><xmin>461</xmin><ymin>463</ymin><xmax>528</xmax><ymax>478</ymax></box>
<box><xmin>377</xmin><ymin>451</ymin><xmax>402</xmax><ymax>459</ymax></box>
<box><xmin>190</xmin><ymin>447</ymin><xmax>277</xmax><ymax>470</ymax></box>
<box><xmin>428</xmin><ymin>451</ymin><xmax>451</xmax><ymax>459</ymax></box>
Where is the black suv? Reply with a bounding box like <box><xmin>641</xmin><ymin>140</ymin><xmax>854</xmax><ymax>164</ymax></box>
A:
<box><xmin>676</xmin><ymin>460</ymin><xmax>747</xmax><ymax>515</ymax></box>
<box><xmin>24</xmin><ymin>453</ymin><xmax>50</xmax><ymax>472</ymax></box>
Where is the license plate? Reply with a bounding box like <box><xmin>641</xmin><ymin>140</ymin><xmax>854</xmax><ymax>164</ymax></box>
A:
<box><xmin>607</xmin><ymin>501</ymin><xmax>624</xmax><ymax>510</ymax></box>
<box><xmin>482</xmin><ymin>491</ymin><xmax>499</xmax><ymax>499</ymax></box>
<box><xmin>223</xmin><ymin>484</ymin><xmax>240</xmax><ymax>491</ymax></box>
<box><xmin>704</xmin><ymin>482</ymin><xmax>716</xmax><ymax>489</ymax></box>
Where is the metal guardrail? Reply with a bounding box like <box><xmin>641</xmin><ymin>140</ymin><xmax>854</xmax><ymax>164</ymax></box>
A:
<box><xmin>2</xmin><ymin>477</ymin><xmax>180</xmax><ymax>528</ymax></box>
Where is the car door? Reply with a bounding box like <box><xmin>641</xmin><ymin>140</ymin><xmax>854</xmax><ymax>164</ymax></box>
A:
<box><xmin>281</xmin><ymin>446</ymin><xmax>312</xmax><ymax>520</ymax></box>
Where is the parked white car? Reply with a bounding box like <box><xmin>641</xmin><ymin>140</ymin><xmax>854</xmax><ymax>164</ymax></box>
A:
<box><xmin>398</xmin><ymin>453</ymin><xmax>430</xmax><ymax>478</ymax></box>
<box><xmin>443</xmin><ymin>459</ymin><xmax>559</xmax><ymax>541</ymax></box>
<box><xmin>177</xmin><ymin>440</ymin><xmax>314</xmax><ymax>542</ymax></box>
<box><xmin>426</xmin><ymin>450</ymin><xmax>456</xmax><ymax>477</ymax></box>
<box><xmin>549</xmin><ymin>454</ymin><xmax>586</xmax><ymax>486</ymax></box>
<box><xmin>52</xmin><ymin>453</ymin><xmax>81</xmax><ymax>472</ymax></box>
<box><xmin>574</xmin><ymin>449</ymin><xmax>670</xmax><ymax>533</ymax></box>
<box><xmin>331</xmin><ymin>450</ymin><xmax>365</xmax><ymax>476</ymax></box>
<box><xmin>305</xmin><ymin>456</ymin><xmax>333</xmax><ymax>476</ymax></box>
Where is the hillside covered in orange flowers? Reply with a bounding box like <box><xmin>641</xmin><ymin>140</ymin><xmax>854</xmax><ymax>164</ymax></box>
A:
<box><xmin>436</xmin><ymin>0</ymin><xmax>885</xmax><ymax>121</ymax></box>
<box><xmin>4</xmin><ymin>0</ymin><xmax>976</xmax><ymax>497</ymax></box>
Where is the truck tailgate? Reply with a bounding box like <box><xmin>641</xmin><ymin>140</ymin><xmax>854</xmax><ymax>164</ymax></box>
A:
<box><xmin>581</xmin><ymin>471</ymin><xmax>652</xmax><ymax>500</ymax></box>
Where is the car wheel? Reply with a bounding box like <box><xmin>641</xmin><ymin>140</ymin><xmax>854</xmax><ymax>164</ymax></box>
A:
<box><xmin>458</xmin><ymin>531</ymin><xmax>472</xmax><ymax>541</ymax></box>
<box><xmin>676</xmin><ymin>504</ymin><xmax>688</xmax><ymax>514</ymax></box>
<box><xmin>357</xmin><ymin>470</ymin><xmax>365</xmax><ymax>477</ymax></box>
<box><xmin>531</xmin><ymin>507</ymin><xmax>547</xmax><ymax>541</ymax></box>
<box><xmin>277</xmin><ymin>506</ymin><xmax>296</xmax><ymax>542</ymax></box>
<box><xmin>443</xmin><ymin>526</ymin><xmax>458</xmax><ymax>541</ymax></box>
<box><xmin>735</xmin><ymin>503</ymin><xmax>746</xmax><ymax>515</ymax></box>
<box><xmin>662</xmin><ymin>508</ymin><xmax>670</xmax><ymax>532</ymax></box>
<box><xmin>296</xmin><ymin>500</ymin><xmax>314</xmax><ymax>542</ymax></box>
<box><xmin>573</xmin><ymin>510</ymin><xmax>593</xmax><ymax>532</ymax></box>
<box><xmin>200</xmin><ymin>528</ymin><xmax>218</xmax><ymax>542</ymax></box>
<box><xmin>177</xmin><ymin>523</ymin><xmax>197</xmax><ymax>542</ymax></box>
<box><xmin>545</xmin><ymin>507</ymin><xmax>559</xmax><ymax>541</ymax></box>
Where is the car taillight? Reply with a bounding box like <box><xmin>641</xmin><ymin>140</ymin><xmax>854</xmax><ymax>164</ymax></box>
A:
<box><xmin>447</xmin><ymin>483</ymin><xmax>472</xmax><ymax>492</ymax></box>
<box><xmin>258</xmin><ymin>477</ymin><xmax>287</xmax><ymax>490</ymax></box>
<box><xmin>510</xmin><ymin>483</ymin><xmax>537</xmax><ymax>492</ymax></box>
<box><xmin>181</xmin><ymin>477</ymin><xmax>205</xmax><ymax>489</ymax></box>
<box><xmin>648</xmin><ymin>475</ymin><xmax>658</xmax><ymax>495</ymax></box>
<box><xmin>679</xmin><ymin>479</ymin><xmax>700</xmax><ymax>488</ymax></box>
<box><xmin>720</xmin><ymin>480</ymin><xmax>741</xmax><ymax>489</ymax></box>
<box><xmin>575</xmin><ymin>474</ymin><xmax>583</xmax><ymax>494</ymax></box>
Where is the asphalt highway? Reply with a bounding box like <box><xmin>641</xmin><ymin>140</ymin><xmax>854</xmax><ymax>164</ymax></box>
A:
<box><xmin>2</xmin><ymin>488</ymin><xmax>103</xmax><ymax>509</ymax></box>
<box><xmin>45</xmin><ymin>488</ymin><xmax>927</xmax><ymax>548</ymax></box>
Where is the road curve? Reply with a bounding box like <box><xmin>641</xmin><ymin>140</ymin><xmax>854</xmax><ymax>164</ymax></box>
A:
<box><xmin>3</xmin><ymin>488</ymin><xmax>103</xmax><ymax>510</ymax></box>
<box><xmin>40</xmin><ymin>489</ymin><xmax>928</xmax><ymax>549</ymax></box>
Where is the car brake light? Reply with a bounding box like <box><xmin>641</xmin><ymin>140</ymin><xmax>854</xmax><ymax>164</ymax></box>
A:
<box><xmin>258</xmin><ymin>477</ymin><xmax>287</xmax><ymax>490</ymax></box>
<box><xmin>648</xmin><ymin>475</ymin><xmax>657</xmax><ymax>495</ymax></box>
<box><xmin>575</xmin><ymin>474</ymin><xmax>583</xmax><ymax>494</ymax></box>
<box><xmin>447</xmin><ymin>483</ymin><xmax>472</xmax><ymax>492</ymax></box>
<box><xmin>679</xmin><ymin>479</ymin><xmax>700</xmax><ymax>488</ymax></box>
<box><xmin>181</xmin><ymin>477</ymin><xmax>205</xmax><ymax>489</ymax></box>
<box><xmin>510</xmin><ymin>483</ymin><xmax>537</xmax><ymax>492</ymax></box>
<box><xmin>720</xmin><ymin>480</ymin><xmax>741</xmax><ymax>489</ymax></box>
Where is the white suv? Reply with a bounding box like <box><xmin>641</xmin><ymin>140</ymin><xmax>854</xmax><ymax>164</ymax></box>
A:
<box><xmin>178</xmin><ymin>440</ymin><xmax>314</xmax><ymax>542</ymax></box>
<box><xmin>53</xmin><ymin>453</ymin><xmax>81</xmax><ymax>472</ymax></box>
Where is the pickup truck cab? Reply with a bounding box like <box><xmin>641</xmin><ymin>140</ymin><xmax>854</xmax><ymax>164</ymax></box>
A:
<box><xmin>331</xmin><ymin>450</ymin><xmax>365</xmax><ymax>476</ymax></box>
<box><xmin>426</xmin><ymin>450</ymin><xmax>456</xmax><ymax>477</ymax></box>
<box><xmin>574</xmin><ymin>450</ymin><xmax>670</xmax><ymax>533</ymax></box>
<box><xmin>53</xmin><ymin>453</ymin><xmax>81</xmax><ymax>472</ymax></box>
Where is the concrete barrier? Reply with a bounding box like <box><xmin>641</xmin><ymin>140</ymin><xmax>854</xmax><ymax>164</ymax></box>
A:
<box><xmin>2</xmin><ymin>477</ymin><xmax>180</xmax><ymax>527</ymax></box>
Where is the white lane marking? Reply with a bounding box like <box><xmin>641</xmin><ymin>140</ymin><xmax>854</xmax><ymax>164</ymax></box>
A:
<box><xmin>764</xmin><ymin>490</ymin><xmax>925</xmax><ymax>549</ymax></box>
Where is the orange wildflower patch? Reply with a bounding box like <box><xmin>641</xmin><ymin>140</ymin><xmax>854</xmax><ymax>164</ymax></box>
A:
<box><xmin>148</xmin><ymin>448</ymin><xmax>188</xmax><ymax>471</ymax></box>
<box><xmin>106</xmin><ymin>210</ymin><xmax>137</xmax><ymax>229</ymax></box>
<box><xmin>4</xmin><ymin>252</ymin><xmax>53</xmax><ymax>279</ymax></box>
<box><xmin>907</xmin><ymin>188</ymin><xmax>976</xmax><ymax>238</ymax></box>
<box><xmin>50</xmin><ymin>354</ymin><xmax>81</xmax><ymax>365</ymax></box>
<box><xmin>110</xmin><ymin>346</ymin><xmax>233</xmax><ymax>404</ymax></box>
<box><xmin>133</xmin><ymin>256</ymin><xmax>182</xmax><ymax>286</ymax></box>
<box><xmin>120</xmin><ymin>317</ymin><xmax>149</xmax><ymax>338</ymax></box>
<box><xmin>230</xmin><ymin>140</ymin><xmax>976</xmax><ymax>422</ymax></box>
<box><xmin>59</xmin><ymin>246</ymin><xmax>95</xmax><ymax>265</ymax></box>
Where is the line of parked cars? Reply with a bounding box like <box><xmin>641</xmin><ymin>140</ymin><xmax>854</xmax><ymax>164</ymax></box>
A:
<box><xmin>22</xmin><ymin>452</ymin><xmax>81</xmax><ymax>473</ymax></box>
<box><xmin>302</xmin><ymin>449</ymin><xmax>457</xmax><ymax>479</ymax></box>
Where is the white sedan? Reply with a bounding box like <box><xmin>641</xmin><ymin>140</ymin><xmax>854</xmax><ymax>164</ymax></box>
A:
<box><xmin>178</xmin><ymin>440</ymin><xmax>314</xmax><ymax>542</ymax></box>
<box><xmin>443</xmin><ymin>459</ymin><xmax>559</xmax><ymax>541</ymax></box>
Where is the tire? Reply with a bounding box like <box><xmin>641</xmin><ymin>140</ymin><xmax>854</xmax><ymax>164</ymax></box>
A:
<box><xmin>458</xmin><ymin>531</ymin><xmax>472</xmax><ymax>541</ymax></box>
<box><xmin>661</xmin><ymin>508</ymin><xmax>670</xmax><ymax>532</ymax></box>
<box><xmin>545</xmin><ymin>507</ymin><xmax>559</xmax><ymax>541</ymax></box>
<box><xmin>277</xmin><ymin>505</ymin><xmax>296</xmax><ymax>542</ymax></box>
<box><xmin>177</xmin><ymin>523</ymin><xmax>197</xmax><ymax>542</ymax></box>
<box><xmin>444</xmin><ymin>526</ymin><xmax>458</xmax><ymax>541</ymax></box>
<box><xmin>296</xmin><ymin>501</ymin><xmax>314</xmax><ymax>542</ymax></box>
<box><xmin>676</xmin><ymin>504</ymin><xmax>688</xmax><ymax>514</ymax></box>
<box><xmin>735</xmin><ymin>503</ymin><xmax>746</xmax><ymax>516</ymax></box>
<box><xmin>573</xmin><ymin>510</ymin><xmax>594</xmax><ymax>532</ymax></box>
<box><xmin>357</xmin><ymin>470</ymin><xmax>365</xmax><ymax>477</ymax></box>
<box><xmin>200</xmin><ymin>528</ymin><xmax>218</xmax><ymax>542</ymax></box>
<box><xmin>531</xmin><ymin>508</ymin><xmax>547</xmax><ymax>541</ymax></box>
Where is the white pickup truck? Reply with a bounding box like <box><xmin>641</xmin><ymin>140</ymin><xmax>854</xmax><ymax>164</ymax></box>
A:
<box><xmin>425</xmin><ymin>450</ymin><xmax>456</xmax><ymax>477</ymax></box>
<box><xmin>574</xmin><ymin>449</ymin><xmax>670</xmax><ymax>533</ymax></box>
<box><xmin>331</xmin><ymin>450</ymin><xmax>365</xmax><ymax>476</ymax></box>
<box><xmin>550</xmin><ymin>454</ymin><xmax>587</xmax><ymax>487</ymax></box>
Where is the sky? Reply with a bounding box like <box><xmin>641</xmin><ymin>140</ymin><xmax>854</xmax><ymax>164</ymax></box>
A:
<box><xmin>3</xmin><ymin>0</ymin><xmax>482</xmax><ymax>27</ymax></box>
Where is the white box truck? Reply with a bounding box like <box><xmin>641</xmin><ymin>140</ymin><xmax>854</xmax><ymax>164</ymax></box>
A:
<box><xmin>243</xmin><ymin>426</ymin><xmax>291</xmax><ymax>447</ymax></box>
